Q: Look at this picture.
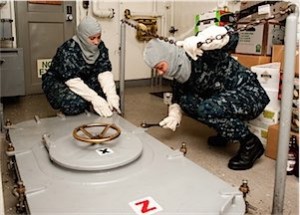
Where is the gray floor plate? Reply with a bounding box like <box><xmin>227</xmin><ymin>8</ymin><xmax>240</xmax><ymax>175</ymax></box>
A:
<box><xmin>8</xmin><ymin>113</ymin><xmax>245</xmax><ymax>214</ymax></box>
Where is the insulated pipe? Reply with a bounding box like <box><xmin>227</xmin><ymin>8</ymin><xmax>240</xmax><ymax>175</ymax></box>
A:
<box><xmin>119</xmin><ymin>21</ymin><xmax>126</xmax><ymax>115</ymax></box>
<box><xmin>91</xmin><ymin>1</ymin><xmax>115</xmax><ymax>19</ymax></box>
<box><xmin>271</xmin><ymin>9</ymin><xmax>298</xmax><ymax>215</ymax></box>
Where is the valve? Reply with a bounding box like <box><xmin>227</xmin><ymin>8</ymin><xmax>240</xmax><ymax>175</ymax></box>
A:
<box><xmin>239</xmin><ymin>179</ymin><xmax>257</xmax><ymax>213</ymax></box>
<box><xmin>169</xmin><ymin>26</ymin><xmax>178</xmax><ymax>34</ymax></box>
<box><xmin>5</xmin><ymin>118</ymin><xmax>12</xmax><ymax>142</ymax></box>
<box><xmin>180</xmin><ymin>142</ymin><xmax>187</xmax><ymax>156</ymax></box>
<box><xmin>13</xmin><ymin>181</ymin><xmax>27</xmax><ymax>213</ymax></box>
<box><xmin>239</xmin><ymin>179</ymin><xmax>249</xmax><ymax>198</ymax></box>
<box><xmin>7</xmin><ymin>158</ymin><xmax>14</xmax><ymax>170</ymax></box>
<box><xmin>12</xmin><ymin>181</ymin><xmax>25</xmax><ymax>197</ymax></box>
<box><xmin>124</xmin><ymin>9</ymin><xmax>131</xmax><ymax>19</ymax></box>
<box><xmin>5</xmin><ymin>118</ymin><xmax>12</xmax><ymax>127</ymax></box>
<box><xmin>7</xmin><ymin>142</ymin><xmax>14</xmax><ymax>151</ymax></box>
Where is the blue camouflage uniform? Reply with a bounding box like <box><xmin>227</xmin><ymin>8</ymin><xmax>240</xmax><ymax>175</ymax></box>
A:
<box><xmin>42</xmin><ymin>39</ymin><xmax>112</xmax><ymax>115</ymax></box>
<box><xmin>172</xmin><ymin>32</ymin><xmax>270</xmax><ymax>141</ymax></box>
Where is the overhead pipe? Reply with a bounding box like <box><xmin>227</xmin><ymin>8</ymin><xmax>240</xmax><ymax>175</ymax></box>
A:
<box><xmin>91</xmin><ymin>1</ymin><xmax>115</xmax><ymax>19</ymax></box>
<box><xmin>271</xmin><ymin>6</ymin><xmax>298</xmax><ymax>215</ymax></box>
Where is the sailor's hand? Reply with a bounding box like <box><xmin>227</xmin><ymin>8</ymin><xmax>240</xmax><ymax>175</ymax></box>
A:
<box><xmin>159</xmin><ymin>103</ymin><xmax>182</xmax><ymax>131</ymax></box>
<box><xmin>176</xmin><ymin>36</ymin><xmax>204</xmax><ymax>60</ymax></box>
<box><xmin>98</xmin><ymin>71</ymin><xmax>121</xmax><ymax>114</ymax></box>
<box><xmin>91</xmin><ymin>96</ymin><xmax>113</xmax><ymax>117</ymax></box>
<box><xmin>106</xmin><ymin>94</ymin><xmax>121</xmax><ymax>114</ymax></box>
<box><xmin>197</xmin><ymin>25</ymin><xmax>229</xmax><ymax>51</ymax></box>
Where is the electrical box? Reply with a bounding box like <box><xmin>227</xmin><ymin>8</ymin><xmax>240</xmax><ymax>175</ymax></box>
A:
<box><xmin>195</xmin><ymin>10</ymin><xmax>235</xmax><ymax>34</ymax></box>
<box><xmin>0</xmin><ymin>48</ymin><xmax>25</xmax><ymax>97</ymax></box>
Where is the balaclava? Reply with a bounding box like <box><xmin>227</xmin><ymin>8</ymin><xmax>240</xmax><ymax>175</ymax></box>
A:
<box><xmin>143</xmin><ymin>39</ymin><xmax>191</xmax><ymax>83</ymax></box>
<box><xmin>73</xmin><ymin>16</ymin><xmax>102</xmax><ymax>64</ymax></box>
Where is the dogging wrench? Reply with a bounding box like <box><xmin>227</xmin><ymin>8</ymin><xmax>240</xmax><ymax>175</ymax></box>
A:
<box><xmin>140</xmin><ymin>122</ymin><xmax>161</xmax><ymax>128</ymax></box>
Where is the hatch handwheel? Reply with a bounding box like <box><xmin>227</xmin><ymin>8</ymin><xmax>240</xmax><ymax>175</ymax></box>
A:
<box><xmin>73</xmin><ymin>123</ymin><xmax>121</xmax><ymax>144</ymax></box>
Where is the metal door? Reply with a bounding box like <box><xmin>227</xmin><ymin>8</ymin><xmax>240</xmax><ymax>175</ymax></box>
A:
<box><xmin>14</xmin><ymin>1</ymin><xmax>76</xmax><ymax>95</ymax></box>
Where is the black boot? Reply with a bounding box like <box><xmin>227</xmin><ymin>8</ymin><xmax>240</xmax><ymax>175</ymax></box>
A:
<box><xmin>228</xmin><ymin>133</ymin><xmax>264</xmax><ymax>170</ymax></box>
<box><xmin>207</xmin><ymin>134</ymin><xmax>228</xmax><ymax>147</ymax></box>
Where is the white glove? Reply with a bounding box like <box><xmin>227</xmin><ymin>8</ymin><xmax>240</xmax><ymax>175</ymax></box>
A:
<box><xmin>159</xmin><ymin>103</ymin><xmax>182</xmax><ymax>131</ymax></box>
<box><xmin>65</xmin><ymin>78</ymin><xmax>113</xmax><ymax>117</ymax></box>
<box><xmin>197</xmin><ymin>25</ymin><xmax>229</xmax><ymax>51</ymax></box>
<box><xmin>176</xmin><ymin>36</ymin><xmax>204</xmax><ymax>61</ymax></box>
<box><xmin>98</xmin><ymin>71</ymin><xmax>121</xmax><ymax>114</ymax></box>
<box><xmin>176</xmin><ymin>26</ymin><xmax>229</xmax><ymax>60</ymax></box>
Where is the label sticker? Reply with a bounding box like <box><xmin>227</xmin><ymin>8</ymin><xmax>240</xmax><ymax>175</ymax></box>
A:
<box><xmin>37</xmin><ymin>59</ymin><xmax>52</xmax><ymax>78</ymax></box>
<box><xmin>258</xmin><ymin>4</ymin><xmax>271</xmax><ymax>15</ymax></box>
<box><xmin>129</xmin><ymin>196</ymin><xmax>163</xmax><ymax>215</ymax></box>
<box><xmin>96</xmin><ymin>147</ymin><xmax>113</xmax><ymax>156</ymax></box>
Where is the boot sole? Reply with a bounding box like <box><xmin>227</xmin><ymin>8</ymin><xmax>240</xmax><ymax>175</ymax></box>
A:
<box><xmin>228</xmin><ymin>147</ymin><xmax>265</xmax><ymax>170</ymax></box>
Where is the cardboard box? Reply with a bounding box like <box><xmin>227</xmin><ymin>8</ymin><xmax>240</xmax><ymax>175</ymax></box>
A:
<box><xmin>195</xmin><ymin>11</ymin><xmax>216</xmax><ymax>33</ymax></box>
<box><xmin>249</xmin><ymin>106</ymin><xmax>280</xmax><ymax>129</ymax></box>
<box><xmin>265</xmin><ymin>88</ymin><xmax>281</xmax><ymax>110</ymax></box>
<box><xmin>248</xmin><ymin>123</ymin><xmax>268</xmax><ymax>146</ymax></box>
<box><xmin>266</xmin><ymin>24</ymin><xmax>285</xmax><ymax>55</ymax></box>
<box><xmin>239</xmin><ymin>1</ymin><xmax>278</xmax><ymax>12</ymax></box>
<box><xmin>251</xmin><ymin>62</ymin><xmax>280</xmax><ymax>90</ymax></box>
<box><xmin>271</xmin><ymin>45</ymin><xmax>299</xmax><ymax>76</ymax></box>
<box><xmin>231</xmin><ymin>54</ymin><xmax>271</xmax><ymax>68</ymax></box>
<box><xmin>235</xmin><ymin>24</ymin><xmax>265</xmax><ymax>55</ymax></box>
<box><xmin>240</xmin><ymin>1</ymin><xmax>263</xmax><ymax>11</ymax></box>
<box><xmin>266</xmin><ymin>124</ymin><xmax>299</xmax><ymax>160</ymax></box>
<box><xmin>235</xmin><ymin>23</ymin><xmax>284</xmax><ymax>55</ymax></box>
<box><xmin>194</xmin><ymin>10</ymin><xmax>233</xmax><ymax>33</ymax></box>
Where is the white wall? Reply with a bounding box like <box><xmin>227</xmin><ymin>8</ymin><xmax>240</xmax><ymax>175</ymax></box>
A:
<box><xmin>1</xmin><ymin>0</ymin><xmax>299</xmax><ymax>81</ymax></box>
<box><xmin>77</xmin><ymin>1</ymin><xmax>174</xmax><ymax>81</ymax></box>
<box><xmin>0</xmin><ymin>0</ymin><xmax>224</xmax><ymax>81</ymax></box>
<box><xmin>76</xmin><ymin>0</ymin><xmax>227</xmax><ymax>80</ymax></box>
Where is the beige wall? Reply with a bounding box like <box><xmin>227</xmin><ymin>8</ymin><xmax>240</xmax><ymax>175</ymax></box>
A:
<box><xmin>2</xmin><ymin>0</ymin><xmax>297</xmax><ymax>80</ymax></box>
<box><xmin>76</xmin><ymin>0</ymin><xmax>225</xmax><ymax>80</ymax></box>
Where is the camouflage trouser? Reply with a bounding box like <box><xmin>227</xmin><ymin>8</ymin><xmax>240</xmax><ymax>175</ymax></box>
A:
<box><xmin>179</xmin><ymin>86</ymin><xmax>268</xmax><ymax>141</ymax></box>
<box><xmin>42</xmin><ymin>75</ymin><xmax>105</xmax><ymax>115</ymax></box>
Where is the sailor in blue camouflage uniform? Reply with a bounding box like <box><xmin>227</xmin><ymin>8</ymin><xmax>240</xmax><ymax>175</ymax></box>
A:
<box><xmin>143</xmin><ymin>25</ymin><xmax>270</xmax><ymax>170</ymax></box>
<box><xmin>42</xmin><ymin>16</ymin><xmax>120</xmax><ymax>117</ymax></box>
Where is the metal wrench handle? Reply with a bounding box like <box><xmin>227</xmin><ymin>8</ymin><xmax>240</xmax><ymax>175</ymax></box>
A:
<box><xmin>140</xmin><ymin>122</ymin><xmax>161</xmax><ymax>128</ymax></box>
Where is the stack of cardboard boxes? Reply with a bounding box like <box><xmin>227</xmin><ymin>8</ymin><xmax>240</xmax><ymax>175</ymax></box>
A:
<box><xmin>235</xmin><ymin>44</ymin><xmax>299</xmax><ymax>160</ymax></box>
<box><xmin>235</xmin><ymin>22</ymin><xmax>285</xmax><ymax>56</ymax></box>
<box><xmin>231</xmin><ymin>2</ymin><xmax>284</xmax><ymax>148</ymax></box>
<box><xmin>231</xmin><ymin>1</ymin><xmax>299</xmax><ymax>159</ymax></box>
<box><xmin>247</xmin><ymin>62</ymin><xmax>281</xmax><ymax>147</ymax></box>
<box><xmin>231</xmin><ymin>1</ymin><xmax>286</xmax><ymax>68</ymax></box>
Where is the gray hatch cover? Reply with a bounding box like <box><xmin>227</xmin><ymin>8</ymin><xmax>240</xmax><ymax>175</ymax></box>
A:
<box><xmin>7</xmin><ymin>113</ymin><xmax>246</xmax><ymax>214</ymax></box>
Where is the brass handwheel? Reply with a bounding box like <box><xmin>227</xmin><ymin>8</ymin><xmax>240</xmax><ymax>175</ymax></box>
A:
<box><xmin>73</xmin><ymin>123</ymin><xmax>121</xmax><ymax>144</ymax></box>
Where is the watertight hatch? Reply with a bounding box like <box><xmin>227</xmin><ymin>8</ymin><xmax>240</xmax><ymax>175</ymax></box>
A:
<box><xmin>43</xmin><ymin>123</ymin><xmax>143</xmax><ymax>171</ymax></box>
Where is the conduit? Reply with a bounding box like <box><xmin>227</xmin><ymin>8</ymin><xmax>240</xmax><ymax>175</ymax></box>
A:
<box><xmin>119</xmin><ymin>21</ymin><xmax>126</xmax><ymax>115</ymax></box>
<box><xmin>272</xmin><ymin>6</ymin><xmax>298</xmax><ymax>215</ymax></box>
<box><xmin>91</xmin><ymin>1</ymin><xmax>115</xmax><ymax>19</ymax></box>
